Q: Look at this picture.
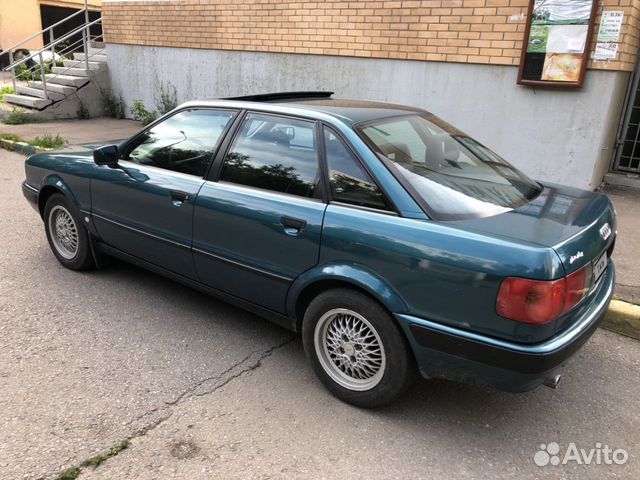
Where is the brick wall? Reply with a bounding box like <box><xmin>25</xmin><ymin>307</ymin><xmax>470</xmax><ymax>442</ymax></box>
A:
<box><xmin>102</xmin><ymin>0</ymin><xmax>640</xmax><ymax>71</ymax></box>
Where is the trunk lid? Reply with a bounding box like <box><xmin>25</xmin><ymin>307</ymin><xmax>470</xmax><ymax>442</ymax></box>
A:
<box><xmin>451</xmin><ymin>183</ymin><xmax>616</xmax><ymax>276</ymax></box>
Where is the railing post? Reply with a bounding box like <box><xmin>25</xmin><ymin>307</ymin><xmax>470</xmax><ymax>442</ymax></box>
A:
<box><xmin>39</xmin><ymin>52</ymin><xmax>48</xmax><ymax>99</ymax></box>
<box><xmin>83</xmin><ymin>26</ymin><xmax>90</xmax><ymax>75</ymax></box>
<box><xmin>50</xmin><ymin>26</ymin><xmax>57</xmax><ymax>67</ymax></box>
<box><xmin>9</xmin><ymin>51</ymin><xmax>16</xmax><ymax>92</ymax></box>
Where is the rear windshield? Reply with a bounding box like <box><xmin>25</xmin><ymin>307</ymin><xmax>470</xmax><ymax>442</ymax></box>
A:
<box><xmin>356</xmin><ymin>114</ymin><xmax>542</xmax><ymax>220</ymax></box>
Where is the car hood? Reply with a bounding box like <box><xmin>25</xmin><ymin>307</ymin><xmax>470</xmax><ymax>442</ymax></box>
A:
<box><xmin>450</xmin><ymin>183</ymin><xmax>616</xmax><ymax>275</ymax></box>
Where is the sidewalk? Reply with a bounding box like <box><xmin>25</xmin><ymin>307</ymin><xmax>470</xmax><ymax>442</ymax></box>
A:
<box><xmin>603</xmin><ymin>185</ymin><xmax>640</xmax><ymax>304</ymax></box>
<box><xmin>0</xmin><ymin>117</ymin><xmax>141</xmax><ymax>145</ymax></box>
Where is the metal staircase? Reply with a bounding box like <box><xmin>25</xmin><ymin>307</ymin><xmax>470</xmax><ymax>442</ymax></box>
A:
<box><xmin>1</xmin><ymin>7</ymin><xmax>107</xmax><ymax>118</ymax></box>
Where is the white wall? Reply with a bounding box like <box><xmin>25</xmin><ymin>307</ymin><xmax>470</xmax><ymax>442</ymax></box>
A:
<box><xmin>106</xmin><ymin>44</ymin><xmax>629</xmax><ymax>189</ymax></box>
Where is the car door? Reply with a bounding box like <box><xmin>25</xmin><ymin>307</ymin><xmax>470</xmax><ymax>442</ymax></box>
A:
<box><xmin>91</xmin><ymin>108</ymin><xmax>238</xmax><ymax>279</ymax></box>
<box><xmin>192</xmin><ymin>112</ymin><xmax>327</xmax><ymax>312</ymax></box>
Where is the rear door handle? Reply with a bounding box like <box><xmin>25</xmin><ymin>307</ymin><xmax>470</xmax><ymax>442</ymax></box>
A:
<box><xmin>281</xmin><ymin>216</ymin><xmax>307</xmax><ymax>233</ymax></box>
<box><xmin>170</xmin><ymin>190</ymin><xmax>190</xmax><ymax>205</ymax></box>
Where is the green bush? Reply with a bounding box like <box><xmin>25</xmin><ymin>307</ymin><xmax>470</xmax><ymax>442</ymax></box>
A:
<box><xmin>28</xmin><ymin>133</ymin><xmax>66</xmax><ymax>149</ymax></box>
<box><xmin>77</xmin><ymin>100</ymin><xmax>90</xmax><ymax>119</ymax></box>
<box><xmin>130</xmin><ymin>100</ymin><xmax>157</xmax><ymax>125</ymax></box>
<box><xmin>101</xmin><ymin>89</ymin><xmax>126</xmax><ymax>119</ymax></box>
<box><xmin>0</xmin><ymin>86</ymin><xmax>14</xmax><ymax>103</ymax></box>
<box><xmin>3</xmin><ymin>107</ymin><xmax>35</xmax><ymax>125</ymax></box>
<box><xmin>155</xmin><ymin>82</ymin><xmax>177</xmax><ymax>115</ymax></box>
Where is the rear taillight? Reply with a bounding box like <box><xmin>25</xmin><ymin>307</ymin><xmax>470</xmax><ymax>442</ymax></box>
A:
<box><xmin>564</xmin><ymin>263</ymin><xmax>592</xmax><ymax>311</ymax></box>
<box><xmin>496</xmin><ymin>264</ymin><xmax>592</xmax><ymax>325</ymax></box>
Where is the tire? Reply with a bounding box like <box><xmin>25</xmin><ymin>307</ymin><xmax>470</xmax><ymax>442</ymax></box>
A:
<box><xmin>302</xmin><ymin>288</ymin><xmax>415</xmax><ymax>408</ymax></box>
<box><xmin>43</xmin><ymin>193</ymin><xmax>94</xmax><ymax>270</ymax></box>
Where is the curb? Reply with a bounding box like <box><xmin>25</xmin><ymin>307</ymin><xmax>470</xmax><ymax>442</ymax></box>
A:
<box><xmin>602</xmin><ymin>300</ymin><xmax>640</xmax><ymax>340</ymax></box>
<box><xmin>0</xmin><ymin>138</ymin><xmax>51</xmax><ymax>156</ymax></box>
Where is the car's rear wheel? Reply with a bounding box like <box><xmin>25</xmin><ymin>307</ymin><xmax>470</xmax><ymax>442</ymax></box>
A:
<box><xmin>302</xmin><ymin>289</ymin><xmax>415</xmax><ymax>407</ymax></box>
<box><xmin>44</xmin><ymin>193</ymin><xmax>94</xmax><ymax>270</ymax></box>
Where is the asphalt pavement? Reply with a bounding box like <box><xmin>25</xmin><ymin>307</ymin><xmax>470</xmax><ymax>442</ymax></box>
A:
<box><xmin>1</xmin><ymin>148</ymin><xmax>639</xmax><ymax>480</ymax></box>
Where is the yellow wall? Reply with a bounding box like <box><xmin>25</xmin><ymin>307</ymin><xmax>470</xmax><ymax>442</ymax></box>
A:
<box><xmin>0</xmin><ymin>0</ymin><xmax>101</xmax><ymax>53</ymax></box>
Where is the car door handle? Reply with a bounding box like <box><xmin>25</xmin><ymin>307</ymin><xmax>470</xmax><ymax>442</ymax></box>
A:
<box><xmin>170</xmin><ymin>190</ymin><xmax>190</xmax><ymax>206</ymax></box>
<box><xmin>281</xmin><ymin>216</ymin><xmax>307</xmax><ymax>234</ymax></box>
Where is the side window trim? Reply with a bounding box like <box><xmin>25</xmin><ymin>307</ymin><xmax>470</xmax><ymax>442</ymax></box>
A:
<box><xmin>119</xmin><ymin>107</ymin><xmax>239</xmax><ymax>179</ymax></box>
<box><xmin>206</xmin><ymin>109</ymin><xmax>248</xmax><ymax>181</ymax></box>
<box><xmin>320</xmin><ymin>122</ymin><xmax>400</xmax><ymax>215</ymax></box>
<box><xmin>211</xmin><ymin>111</ymin><xmax>328</xmax><ymax>202</ymax></box>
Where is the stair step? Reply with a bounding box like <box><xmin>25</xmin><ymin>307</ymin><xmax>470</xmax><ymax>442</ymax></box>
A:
<box><xmin>16</xmin><ymin>85</ymin><xmax>66</xmax><ymax>101</ymax></box>
<box><xmin>43</xmin><ymin>74</ymin><xmax>89</xmax><ymax>87</ymax></box>
<box><xmin>3</xmin><ymin>94</ymin><xmax>53</xmax><ymax>109</ymax></box>
<box><xmin>87</xmin><ymin>46</ymin><xmax>106</xmax><ymax>55</ymax></box>
<box><xmin>52</xmin><ymin>66</ymin><xmax>90</xmax><ymax>77</ymax></box>
<box><xmin>73</xmin><ymin>52</ymin><xmax>107</xmax><ymax>62</ymax></box>
<box><xmin>90</xmin><ymin>41</ymin><xmax>105</xmax><ymax>49</ymax></box>
<box><xmin>63</xmin><ymin>60</ymin><xmax>105</xmax><ymax>70</ymax></box>
<box><xmin>29</xmin><ymin>81</ymin><xmax>76</xmax><ymax>95</ymax></box>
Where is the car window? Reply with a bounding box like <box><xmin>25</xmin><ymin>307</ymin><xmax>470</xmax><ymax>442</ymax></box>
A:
<box><xmin>357</xmin><ymin>114</ymin><xmax>543</xmax><ymax>220</ymax></box>
<box><xmin>124</xmin><ymin>109</ymin><xmax>235</xmax><ymax>177</ymax></box>
<box><xmin>323</xmin><ymin>128</ymin><xmax>390</xmax><ymax>211</ymax></box>
<box><xmin>220</xmin><ymin>113</ymin><xmax>321</xmax><ymax>198</ymax></box>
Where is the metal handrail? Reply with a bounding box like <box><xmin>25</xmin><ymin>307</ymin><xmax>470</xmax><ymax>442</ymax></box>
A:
<box><xmin>0</xmin><ymin>8</ymin><xmax>98</xmax><ymax>59</ymax></box>
<box><xmin>6</xmin><ymin>18</ymin><xmax>102</xmax><ymax>71</ymax></box>
<box><xmin>13</xmin><ymin>32</ymin><xmax>103</xmax><ymax>81</ymax></box>
<box><xmin>5</xmin><ymin>15</ymin><xmax>102</xmax><ymax>101</ymax></box>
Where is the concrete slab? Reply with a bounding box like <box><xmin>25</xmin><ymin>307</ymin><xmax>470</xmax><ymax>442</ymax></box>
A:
<box><xmin>0</xmin><ymin>118</ymin><xmax>141</xmax><ymax>145</ymax></box>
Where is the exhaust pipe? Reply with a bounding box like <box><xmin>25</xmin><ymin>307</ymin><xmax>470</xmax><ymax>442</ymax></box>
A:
<box><xmin>544</xmin><ymin>374</ymin><xmax>561</xmax><ymax>389</ymax></box>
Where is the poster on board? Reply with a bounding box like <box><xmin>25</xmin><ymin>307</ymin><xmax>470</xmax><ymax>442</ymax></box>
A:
<box><xmin>518</xmin><ymin>0</ymin><xmax>598</xmax><ymax>87</ymax></box>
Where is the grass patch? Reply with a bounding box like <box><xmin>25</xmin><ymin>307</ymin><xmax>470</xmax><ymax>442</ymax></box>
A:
<box><xmin>0</xmin><ymin>133</ymin><xmax>23</xmax><ymax>142</ymax></box>
<box><xmin>3</xmin><ymin>107</ymin><xmax>36</xmax><ymax>125</ymax></box>
<box><xmin>28</xmin><ymin>133</ymin><xmax>66</xmax><ymax>149</ymax></box>
<box><xmin>55</xmin><ymin>466</ymin><xmax>81</xmax><ymax>480</ymax></box>
<box><xmin>53</xmin><ymin>438</ymin><xmax>131</xmax><ymax>480</ymax></box>
<box><xmin>80</xmin><ymin>439</ymin><xmax>130</xmax><ymax>468</ymax></box>
<box><xmin>0</xmin><ymin>86</ymin><xmax>14</xmax><ymax>103</ymax></box>
<box><xmin>101</xmin><ymin>88</ymin><xmax>126</xmax><ymax>119</ymax></box>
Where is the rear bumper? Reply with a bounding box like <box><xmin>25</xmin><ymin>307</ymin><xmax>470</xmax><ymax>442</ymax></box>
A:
<box><xmin>22</xmin><ymin>181</ymin><xmax>39</xmax><ymax>212</ymax></box>
<box><xmin>397</xmin><ymin>261</ymin><xmax>615</xmax><ymax>392</ymax></box>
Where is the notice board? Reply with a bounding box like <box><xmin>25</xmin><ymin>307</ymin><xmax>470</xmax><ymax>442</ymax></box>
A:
<box><xmin>517</xmin><ymin>0</ymin><xmax>598</xmax><ymax>88</ymax></box>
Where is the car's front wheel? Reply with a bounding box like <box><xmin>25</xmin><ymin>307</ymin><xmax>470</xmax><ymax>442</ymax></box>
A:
<box><xmin>302</xmin><ymin>289</ymin><xmax>415</xmax><ymax>407</ymax></box>
<box><xmin>44</xmin><ymin>193</ymin><xmax>94</xmax><ymax>270</ymax></box>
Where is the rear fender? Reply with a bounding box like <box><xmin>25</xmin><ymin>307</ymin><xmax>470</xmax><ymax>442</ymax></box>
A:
<box><xmin>286</xmin><ymin>263</ymin><xmax>407</xmax><ymax>320</ymax></box>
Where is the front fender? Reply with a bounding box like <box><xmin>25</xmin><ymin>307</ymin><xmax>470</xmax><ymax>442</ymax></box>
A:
<box><xmin>286</xmin><ymin>262</ymin><xmax>407</xmax><ymax>318</ymax></box>
<box><xmin>38</xmin><ymin>175</ymin><xmax>82</xmax><ymax>214</ymax></box>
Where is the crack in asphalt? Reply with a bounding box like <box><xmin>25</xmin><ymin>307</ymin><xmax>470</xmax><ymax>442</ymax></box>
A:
<box><xmin>50</xmin><ymin>336</ymin><xmax>296</xmax><ymax>480</ymax></box>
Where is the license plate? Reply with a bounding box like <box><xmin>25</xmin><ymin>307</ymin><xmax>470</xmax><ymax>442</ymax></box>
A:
<box><xmin>593</xmin><ymin>252</ymin><xmax>608</xmax><ymax>282</ymax></box>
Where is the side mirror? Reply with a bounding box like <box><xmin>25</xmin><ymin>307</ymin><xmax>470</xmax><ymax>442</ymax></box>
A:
<box><xmin>93</xmin><ymin>145</ymin><xmax>119</xmax><ymax>168</ymax></box>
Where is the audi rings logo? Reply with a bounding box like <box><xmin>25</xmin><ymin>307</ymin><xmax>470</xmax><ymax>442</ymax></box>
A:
<box><xmin>599</xmin><ymin>223</ymin><xmax>612</xmax><ymax>241</ymax></box>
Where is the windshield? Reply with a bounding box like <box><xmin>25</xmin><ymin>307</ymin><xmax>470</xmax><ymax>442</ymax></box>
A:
<box><xmin>357</xmin><ymin>114</ymin><xmax>542</xmax><ymax>220</ymax></box>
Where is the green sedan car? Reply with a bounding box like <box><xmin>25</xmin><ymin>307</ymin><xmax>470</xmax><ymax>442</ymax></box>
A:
<box><xmin>22</xmin><ymin>92</ymin><xmax>616</xmax><ymax>407</ymax></box>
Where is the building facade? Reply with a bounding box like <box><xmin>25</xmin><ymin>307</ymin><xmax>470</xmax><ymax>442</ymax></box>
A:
<box><xmin>102</xmin><ymin>0</ymin><xmax>640</xmax><ymax>189</ymax></box>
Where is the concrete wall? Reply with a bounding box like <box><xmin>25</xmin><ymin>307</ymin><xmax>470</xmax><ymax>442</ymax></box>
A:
<box><xmin>106</xmin><ymin>43</ymin><xmax>630</xmax><ymax>190</ymax></box>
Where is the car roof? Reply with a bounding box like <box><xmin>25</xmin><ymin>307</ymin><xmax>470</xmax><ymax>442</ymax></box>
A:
<box><xmin>273</xmin><ymin>99</ymin><xmax>427</xmax><ymax>125</ymax></box>
<box><xmin>179</xmin><ymin>97</ymin><xmax>428</xmax><ymax>127</ymax></box>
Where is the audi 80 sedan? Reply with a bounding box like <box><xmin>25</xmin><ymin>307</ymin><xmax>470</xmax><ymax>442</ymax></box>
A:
<box><xmin>22</xmin><ymin>92</ymin><xmax>616</xmax><ymax>407</ymax></box>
